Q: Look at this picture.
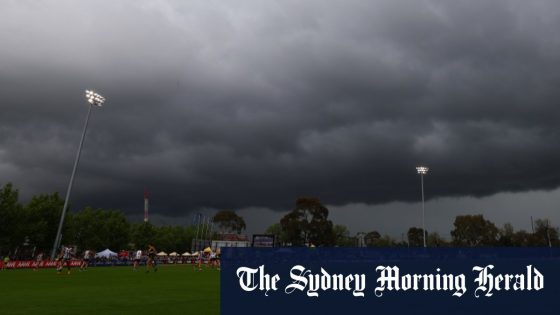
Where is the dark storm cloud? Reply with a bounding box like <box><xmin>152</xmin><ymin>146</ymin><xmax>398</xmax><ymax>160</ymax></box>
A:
<box><xmin>1</xmin><ymin>0</ymin><xmax>560</xmax><ymax>218</ymax></box>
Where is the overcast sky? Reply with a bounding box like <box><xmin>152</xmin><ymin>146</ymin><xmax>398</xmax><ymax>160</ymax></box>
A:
<box><xmin>1</xmin><ymin>0</ymin><xmax>560</xmax><ymax>238</ymax></box>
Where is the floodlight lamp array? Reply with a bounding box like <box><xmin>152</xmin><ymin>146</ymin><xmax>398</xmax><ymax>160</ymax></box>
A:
<box><xmin>416</xmin><ymin>166</ymin><xmax>429</xmax><ymax>175</ymax></box>
<box><xmin>85</xmin><ymin>90</ymin><xmax>106</xmax><ymax>106</ymax></box>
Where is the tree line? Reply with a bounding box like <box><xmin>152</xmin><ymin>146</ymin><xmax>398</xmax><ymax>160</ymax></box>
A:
<box><xmin>266</xmin><ymin>197</ymin><xmax>559</xmax><ymax>247</ymax></box>
<box><xmin>1</xmin><ymin>183</ymin><xmax>558</xmax><ymax>258</ymax></box>
<box><xmin>0</xmin><ymin>183</ymin><xmax>199</xmax><ymax>258</ymax></box>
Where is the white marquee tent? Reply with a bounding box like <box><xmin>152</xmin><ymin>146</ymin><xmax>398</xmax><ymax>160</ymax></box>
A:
<box><xmin>95</xmin><ymin>249</ymin><xmax>118</xmax><ymax>258</ymax></box>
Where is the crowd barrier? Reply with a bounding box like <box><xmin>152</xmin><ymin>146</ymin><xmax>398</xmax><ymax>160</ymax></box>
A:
<box><xmin>1</xmin><ymin>258</ymin><xmax>209</xmax><ymax>269</ymax></box>
<box><xmin>3</xmin><ymin>260</ymin><xmax>82</xmax><ymax>269</ymax></box>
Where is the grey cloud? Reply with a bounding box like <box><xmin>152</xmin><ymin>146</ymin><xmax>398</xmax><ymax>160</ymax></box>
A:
<box><xmin>1</xmin><ymin>1</ymin><xmax>560</xmax><ymax>226</ymax></box>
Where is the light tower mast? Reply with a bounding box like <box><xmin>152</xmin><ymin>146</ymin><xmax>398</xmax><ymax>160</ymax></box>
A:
<box><xmin>144</xmin><ymin>188</ymin><xmax>149</xmax><ymax>223</ymax></box>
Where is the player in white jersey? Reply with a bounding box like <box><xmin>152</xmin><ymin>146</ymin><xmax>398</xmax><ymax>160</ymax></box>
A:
<box><xmin>133</xmin><ymin>250</ymin><xmax>142</xmax><ymax>271</ymax></box>
<box><xmin>33</xmin><ymin>252</ymin><xmax>43</xmax><ymax>271</ymax></box>
<box><xmin>209</xmin><ymin>252</ymin><xmax>217</xmax><ymax>269</ymax></box>
<box><xmin>58</xmin><ymin>246</ymin><xmax>73</xmax><ymax>275</ymax></box>
<box><xmin>80</xmin><ymin>250</ymin><xmax>92</xmax><ymax>271</ymax></box>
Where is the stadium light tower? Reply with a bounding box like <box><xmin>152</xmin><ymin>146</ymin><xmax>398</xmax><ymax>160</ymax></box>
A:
<box><xmin>51</xmin><ymin>90</ymin><xmax>105</xmax><ymax>259</ymax></box>
<box><xmin>416</xmin><ymin>166</ymin><xmax>429</xmax><ymax>248</ymax></box>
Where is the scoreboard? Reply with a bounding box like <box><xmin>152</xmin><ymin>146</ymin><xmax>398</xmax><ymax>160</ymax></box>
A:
<box><xmin>252</xmin><ymin>234</ymin><xmax>275</xmax><ymax>247</ymax></box>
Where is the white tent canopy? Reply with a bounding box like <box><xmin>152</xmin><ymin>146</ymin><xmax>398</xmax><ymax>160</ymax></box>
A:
<box><xmin>181</xmin><ymin>252</ymin><xmax>191</xmax><ymax>256</ymax></box>
<box><xmin>169</xmin><ymin>252</ymin><xmax>178</xmax><ymax>256</ymax></box>
<box><xmin>95</xmin><ymin>249</ymin><xmax>118</xmax><ymax>258</ymax></box>
<box><xmin>157</xmin><ymin>251</ymin><xmax>168</xmax><ymax>257</ymax></box>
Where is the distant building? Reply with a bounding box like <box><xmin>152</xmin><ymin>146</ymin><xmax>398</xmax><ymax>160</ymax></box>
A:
<box><xmin>217</xmin><ymin>233</ymin><xmax>248</xmax><ymax>242</ymax></box>
<box><xmin>211</xmin><ymin>233</ymin><xmax>250</xmax><ymax>250</ymax></box>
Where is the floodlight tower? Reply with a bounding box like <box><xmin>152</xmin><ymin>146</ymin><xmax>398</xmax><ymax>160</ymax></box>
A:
<box><xmin>51</xmin><ymin>90</ymin><xmax>105</xmax><ymax>259</ymax></box>
<box><xmin>416</xmin><ymin>166</ymin><xmax>429</xmax><ymax>248</ymax></box>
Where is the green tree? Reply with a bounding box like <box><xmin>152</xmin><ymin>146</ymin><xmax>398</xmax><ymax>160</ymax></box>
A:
<box><xmin>511</xmin><ymin>230</ymin><xmax>535</xmax><ymax>247</ymax></box>
<box><xmin>23</xmin><ymin>192</ymin><xmax>64</xmax><ymax>253</ymax></box>
<box><xmin>265</xmin><ymin>223</ymin><xmax>287</xmax><ymax>246</ymax></box>
<box><xmin>407</xmin><ymin>227</ymin><xmax>425</xmax><ymax>247</ymax></box>
<box><xmin>533</xmin><ymin>219</ymin><xmax>559</xmax><ymax>247</ymax></box>
<box><xmin>130</xmin><ymin>222</ymin><xmax>158</xmax><ymax>250</ymax></box>
<box><xmin>376</xmin><ymin>235</ymin><xmax>397</xmax><ymax>247</ymax></box>
<box><xmin>333</xmin><ymin>225</ymin><xmax>353</xmax><ymax>247</ymax></box>
<box><xmin>427</xmin><ymin>232</ymin><xmax>447</xmax><ymax>247</ymax></box>
<box><xmin>147</xmin><ymin>225</ymin><xmax>196</xmax><ymax>253</ymax></box>
<box><xmin>0</xmin><ymin>183</ymin><xmax>23</xmax><ymax>255</ymax></box>
<box><xmin>66</xmin><ymin>208</ymin><xmax>130</xmax><ymax>251</ymax></box>
<box><xmin>213</xmin><ymin>210</ymin><xmax>246</xmax><ymax>234</ymax></box>
<box><xmin>100</xmin><ymin>209</ymin><xmax>131</xmax><ymax>251</ymax></box>
<box><xmin>280</xmin><ymin>197</ymin><xmax>335</xmax><ymax>246</ymax></box>
<box><xmin>498</xmin><ymin>223</ymin><xmax>515</xmax><ymax>246</ymax></box>
<box><xmin>451</xmin><ymin>215</ymin><xmax>498</xmax><ymax>246</ymax></box>
<box><xmin>364</xmin><ymin>231</ymin><xmax>381</xmax><ymax>247</ymax></box>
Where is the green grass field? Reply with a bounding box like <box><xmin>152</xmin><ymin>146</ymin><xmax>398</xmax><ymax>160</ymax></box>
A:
<box><xmin>0</xmin><ymin>265</ymin><xmax>220</xmax><ymax>315</ymax></box>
